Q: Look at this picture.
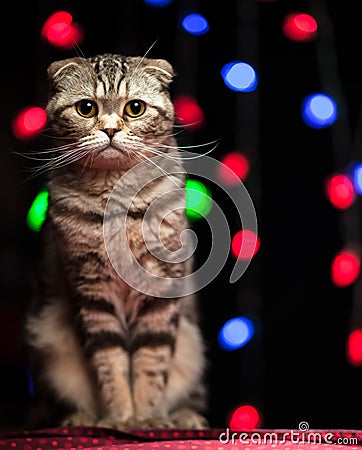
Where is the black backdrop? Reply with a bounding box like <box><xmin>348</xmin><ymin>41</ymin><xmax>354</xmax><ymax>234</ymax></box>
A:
<box><xmin>0</xmin><ymin>0</ymin><xmax>361</xmax><ymax>431</ymax></box>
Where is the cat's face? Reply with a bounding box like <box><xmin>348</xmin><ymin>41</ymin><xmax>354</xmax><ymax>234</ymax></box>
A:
<box><xmin>46</xmin><ymin>54</ymin><xmax>175</xmax><ymax>170</ymax></box>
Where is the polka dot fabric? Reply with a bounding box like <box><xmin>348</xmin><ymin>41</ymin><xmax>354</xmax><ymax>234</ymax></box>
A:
<box><xmin>0</xmin><ymin>428</ymin><xmax>361</xmax><ymax>450</ymax></box>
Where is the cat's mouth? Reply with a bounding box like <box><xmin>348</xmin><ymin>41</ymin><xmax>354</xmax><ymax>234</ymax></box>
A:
<box><xmin>92</xmin><ymin>145</ymin><xmax>130</xmax><ymax>168</ymax></box>
<box><xmin>76</xmin><ymin>137</ymin><xmax>136</xmax><ymax>170</ymax></box>
<box><xmin>72</xmin><ymin>131</ymin><xmax>141</xmax><ymax>170</ymax></box>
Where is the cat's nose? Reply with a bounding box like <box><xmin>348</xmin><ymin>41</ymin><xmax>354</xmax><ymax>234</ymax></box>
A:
<box><xmin>102</xmin><ymin>128</ymin><xmax>119</xmax><ymax>138</ymax></box>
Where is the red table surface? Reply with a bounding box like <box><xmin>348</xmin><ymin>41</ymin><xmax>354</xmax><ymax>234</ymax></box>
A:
<box><xmin>0</xmin><ymin>427</ymin><xmax>361</xmax><ymax>450</ymax></box>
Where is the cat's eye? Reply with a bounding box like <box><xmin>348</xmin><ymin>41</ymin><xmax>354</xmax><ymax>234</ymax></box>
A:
<box><xmin>124</xmin><ymin>100</ymin><xmax>146</xmax><ymax>118</ymax></box>
<box><xmin>76</xmin><ymin>100</ymin><xmax>98</xmax><ymax>118</ymax></box>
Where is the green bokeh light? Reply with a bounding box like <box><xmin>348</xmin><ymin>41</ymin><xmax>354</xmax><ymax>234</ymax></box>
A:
<box><xmin>185</xmin><ymin>179</ymin><xmax>212</xmax><ymax>220</ymax></box>
<box><xmin>26</xmin><ymin>188</ymin><xmax>49</xmax><ymax>232</ymax></box>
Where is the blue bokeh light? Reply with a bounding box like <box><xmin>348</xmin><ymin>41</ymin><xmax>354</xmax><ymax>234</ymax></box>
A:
<box><xmin>221</xmin><ymin>61</ymin><xmax>258</xmax><ymax>92</ymax></box>
<box><xmin>302</xmin><ymin>93</ymin><xmax>338</xmax><ymax>129</ymax></box>
<box><xmin>182</xmin><ymin>13</ymin><xmax>209</xmax><ymax>35</ymax></box>
<box><xmin>218</xmin><ymin>317</ymin><xmax>254</xmax><ymax>351</ymax></box>
<box><xmin>144</xmin><ymin>0</ymin><xmax>173</xmax><ymax>7</ymax></box>
<box><xmin>353</xmin><ymin>163</ymin><xmax>362</xmax><ymax>195</ymax></box>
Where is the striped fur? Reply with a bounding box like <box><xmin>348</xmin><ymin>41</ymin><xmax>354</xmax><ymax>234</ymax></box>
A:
<box><xmin>24</xmin><ymin>54</ymin><xmax>207</xmax><ymax>429</ymax></box>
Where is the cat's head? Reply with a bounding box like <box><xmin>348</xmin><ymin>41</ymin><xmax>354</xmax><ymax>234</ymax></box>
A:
<box><xmin>45</xmin><ymin>54</ymin><xmax>175</xmax><ymax>170</ymax></box>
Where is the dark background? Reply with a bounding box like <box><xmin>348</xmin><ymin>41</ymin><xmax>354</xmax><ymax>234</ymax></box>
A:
<box><xmin>1</xmin><ymin>0</ymin><xmax>361</xmax><ymax>431</ymax></box>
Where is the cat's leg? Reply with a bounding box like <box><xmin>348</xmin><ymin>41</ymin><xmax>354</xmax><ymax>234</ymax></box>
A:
<box><xmin>130</xmin><ymin>345</ymin><xmax>175</xmax><ymax>427</ymax></box>
<box><xmin>127</xmin><ymin>298</ymin><xmax>181</xmax><ymax>428</ymax></box>
<box><xmin>78</xmin><ymin>301</ymin><xmax>134</xmax><ymax>426</ymax></box>
<box><xmin>60</xmin><ymin>243</ymin><xmax>134</xmax><ymax>426</ymax></box>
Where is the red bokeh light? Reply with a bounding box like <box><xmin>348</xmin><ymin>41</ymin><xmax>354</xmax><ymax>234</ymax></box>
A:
<box><xmin>41</xmin><ymin>11</ymin><xmax>72</xmax><ymax>37</ymax></box>
<box><xmin>174</xmin><ymin>95</ymin><xmax>205</xmax><ymax>130</ymax></box>
<box><xmin>331</xmin><ymin>251</ymin><xmax>360</xmax><ymax>287</ymax></box>
<box><xmin>12</xmin><ymin>106</ymin><xmax>47</xmax><ymax>140</ymax></box>
<box><xmin>231</xmin><ymin>230</ymin><xmax>260</xmax><ymax>260</ymax></box>
<box><xmin>347</xmin><ymin>329</ymin><xmax>362</xmax><ymax>366</ymax></box>
<box><xmin>282</xmin><ymin>12</ymin><xmax>318</xmax><ymax>42</ymax></box>
<box><xmin>218</xmin><ymin>152</ymin><xmax>250</xmax><ymax>186</ymax></box>
<box><xmin>229</xmin><ymin>405</ymin><xmax>260</xmax><ymax>430</ymax></box>
<box><xmin>325</xmin><ymin>174</ymin><xmax>355</xmax><ymax>210</ymax></box>
<box><xmin>41</xmin><ymin>11</ymin><xmax>83</xmax><ymax>49</ymax></box>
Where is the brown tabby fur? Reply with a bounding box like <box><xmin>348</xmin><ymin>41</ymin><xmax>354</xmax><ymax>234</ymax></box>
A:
<box><xmin>24</xmin><ymin>54</ymin><xmax>208</xmax><ymax>429</ymax></box>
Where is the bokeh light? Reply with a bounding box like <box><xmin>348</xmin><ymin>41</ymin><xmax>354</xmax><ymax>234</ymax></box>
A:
<box><xmin>352</xmin><ymin>163</ymin><xmax>362</xmax><ymax>195</ymax></box>
<box><xmin>347</xmin><ymin>329</ymin><xmax>362</xmax><ymax>366</ymax></box>
<box><xmin>26</xmin><ymin>188</ymin><xmax>49</xmax><ymax>232</ymax></box>
<box><xmin>218</xmin><ymin>152</ymin><xmax>250</xmax><ymax>185</ymax></box>
<box><xmin>41</xmin><ymin>11</ymin><xmax>72</xmax><ymax>38</ymax></box>
<box><xmin>144</xmin><ymin>0</ymin><xmax>173</xmax><ymax>7</ymax></box>
<box><xmin>221</xmin><ymin>61</ymin><xmax>258</xmax><ymax>92</ymax></box>
<box><xmin>218</xmin><ymin>317</ymin><xmax>254</xmax><ymax>351</ymax></box>
<box><xmin>174</xmin><ymin>95</ymin><xmax>205</xmax><ymax>130</ymax></box>
<box><xmin>282</xmin><ymin>12</ymin><xmax>318</xmax><ymax>42</ymax></box>
<box><xmin>185</xmin><ymin>179</ymin><xmax>212</xmax><ymax>220</ymax></box>
<box><xmin>325</xmin><ymin>174</ymin><xmax>355</xmax><ymax>210</ymax></box>
<box><xmin>182</xmin><ymin>13</ymin><xmax>209</xmax><ymax>35</ymax></box>
<box><xmin>231</xmin><ymin>230</ymin><xmax>260</xmax><ymax>260</ymax></box>
<box><xmin>12</xmin><ymin>106</ymin><xmax>47</xmax><ymax>140</ymax></box>
<box><xmin>41</xmin><ymin>11</ymin><xmax>83</xmax><ymax>48</ymax></box>
<box><xmin>302</xmin><ymin>93</ymin><xmax>338</xmax><ymax>129</ymax></box>
<box><xmin>229</xmin><ymin>405</ymin><xmax>261</xmax><ymax>430</ymax></box>
<box><xmin>331</xmin><ymin>251</ymin><xmax>360</xmax><ymax>287</ymax></box>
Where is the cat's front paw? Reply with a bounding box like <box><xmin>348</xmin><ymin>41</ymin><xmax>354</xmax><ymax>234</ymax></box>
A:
<box><xmin>131</xmin><ymin>416</ymin><xmax>177</xmax><ymax>429</ymax></box>
<box><xmin>170</xmin><ymin>408</ymin><xmax>209</xmax><ymax>429</ymax></box>
<box><xmin>97</xmin><ymin>415</ymin><xmax>175</xmax><ymax>430</ymax></box>
<box><xmin>62</xmin><ymin>411</ymin><xmax>97</xmax><ymax>427</ymax></box>
<box><xmin>96</xmin><ymin>416</ymin><xmax>135</xmax><ymax>430</ymax></box>
<box><xmin>97</xmin><ymin>411</ymin><xmax>208</xmax><ymax>430</ymax></box>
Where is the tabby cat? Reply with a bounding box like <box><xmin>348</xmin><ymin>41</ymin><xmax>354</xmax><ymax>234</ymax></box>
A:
<box><xmin>24</xmin><ymin>54</ymin><xmax>208</xmax><ymax>429</ymax></box>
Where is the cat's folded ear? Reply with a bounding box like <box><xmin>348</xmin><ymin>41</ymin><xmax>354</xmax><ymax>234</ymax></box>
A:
<box><xmin>143</xmin><ymin>59</ymin><xmax>175</xmax><ymax>87</ymax></box>
<box><xmin>47</xmin><ymin>57</ymin><xmax>87</xmax><ymax>86</ymax></box>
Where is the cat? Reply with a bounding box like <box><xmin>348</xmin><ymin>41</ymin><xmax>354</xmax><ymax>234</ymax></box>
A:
<box><xmin>24</xmin><ymin>53</ymin><xmax>208</xmax><ymax>430</ymax></box>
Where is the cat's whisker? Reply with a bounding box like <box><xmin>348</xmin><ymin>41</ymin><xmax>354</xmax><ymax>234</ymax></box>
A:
<box><xmin>130</xmin><ymin>148</ymin><xmax>184</xmax><ymax>189</ymax></box>
<box><xmin>129</xmin><ymin>139</ymin><xmax>219</xmax><ymax>161</ymax></box>
<box><xmin>12</xmin><ymin>142</ymin><xmax>81</xmax><ymax>158</ymax></box>
<box><xmin>128</xmin><ymin>38</ymin><xmax>160</xmax><ymax>85</ymax></box>
<box><xmin>77</xmin><ymin>147</ymin><xmax>98</xmax><ymax>177</ymax></box>
<box><xmin>160</xmin><ymin>129</ymin><xmax>185</xmax><ymax>140</ymax></box>
<box><xmin>172</xmin><ymin>120</ymin><xmax>205</xmax><ymax>130</ymax></box>
<box><xmin>164</xmin><ymin>143</ymin><xmax>219</xmax><ymax>160</ymax></box>
<box><xmin>130</xmin><ymin>144</ymin><xmax>170</xmax><ymax>159</ymax></box>
<box><xmin>24</xmin><ymin>147</ymin><xmax>94</xmax><ymax>181</ymax></box>
<box><xmin>158</xmin><ymin>139</ymin><xmax>221</xmax><ymax>151</ymax></box>
<box><xmin>43</xmin><ymin>152</ymin><xmax>91</xmax><ymax>175</ymax></box>
<box><xmin>12</xmin><ymin>147</ymin><xmax>80</xmax><ymax>162</ymax></box>
<box><xmin>72</xmin><ymin>41</ymin><xmax>87</xmax><ymax>59</ymax></box>
<box><xmin>18</xmin><ymin>135</ymin><xmax>102</xmax><ymax>158</ymax></box>
<box><xmin>38</xmin><ymin>131</ymin><xmax>76</xmax><ymax>141</ymax></box>
<box><xmin>133</xmin><ymin>137</ymin><xmax>220</xmax><ymax>152</ymax></box>
<box><xmin>128</xmin><ymin>143</ymin><xmax>182</xmax><ymax>159</ymax></box>
<box><xmin>88</xmin><ymin>147</ymin><xmax>98</xmax><ymax>169</ymax></box>
<box><xmin>47</xmin><ymin>149</ymin><xmax>89</xmax><ymax>167</ymax></box>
